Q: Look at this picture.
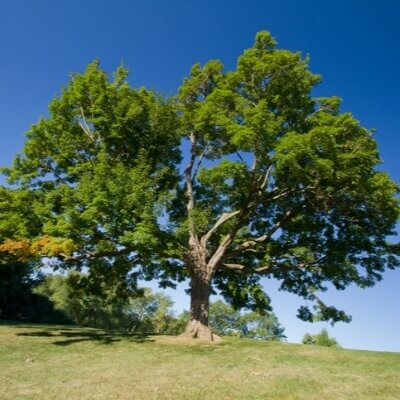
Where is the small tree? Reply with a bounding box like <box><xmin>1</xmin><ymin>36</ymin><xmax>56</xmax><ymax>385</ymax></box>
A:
<box><xmin>302</xmin><ymin>329</ymin><xmax>339</xmax><ymax>347</ymax></box>
<box><xmin>209</xmin><ymin>300</ymin><xmax>286</xmax><ymax>340</ymax></box>
<box><xmin>209</xmin><ymin>300</ymin><xmax>242</xmax><ymax>336</ymax></box>
<box><xmin>239</xmin><ymin>311</ymin><xmax>286</xmax><ymax>341</ymax></box>
<box><xmin>126</xmin><ymin>289</ymin><xmax>177</xmax><ymax>333</ymax></box>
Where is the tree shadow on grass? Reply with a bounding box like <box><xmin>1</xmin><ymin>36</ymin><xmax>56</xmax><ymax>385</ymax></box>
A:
<box><xmin>16</xmin><ymin>326</ymin><xmax>154</xmax><ymax>346</ymax></box>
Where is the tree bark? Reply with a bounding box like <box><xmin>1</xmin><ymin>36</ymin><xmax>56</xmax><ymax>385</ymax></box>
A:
<box><xmin>181</xmin><ymin>130</ymin><xmax>224</xmax><ymax>341</ymax></box>
<box><xmin>181</xmin><ymin>268</ymin><xmax>220</xmax><ymax>341</ymax></box>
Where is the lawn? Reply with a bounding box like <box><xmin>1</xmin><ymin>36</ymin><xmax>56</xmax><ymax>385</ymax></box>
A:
<box><xmin>1</xmin><ymin>321</ymin><xmax>399</xmax><ymax>400</ymax></box>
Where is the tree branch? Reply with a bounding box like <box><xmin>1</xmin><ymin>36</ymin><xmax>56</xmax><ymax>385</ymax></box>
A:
<box><xmin>227</xmin><ymin>207</ymin><xmax>298</xmax><ymax>259</ymax></box>
<box><xmin>184</xmin><ymin>132</ymin><xmax>197</xmax><ymax>213</ymax></box>
<box><xmin>261</xmin><ymin>208</ymin><xmax>297</xmax><ymax>241</ymax></box>
<box><xmin>222</xmin><ymin>255</ymin><xmax>327</xmax><ymax>276</ymax></box>
<box><xmin>192</xmin><ymin>144</ymin><xmax>210</xmax><ymax>181</ymax></box>
<box><xmin>205</xmin><ymin>169</ymin><xmax>273</xmax><ymax>273</ymax></box>
<box><xmin>200</xmin><ymin>210</ymin><xmax>241</xmax><ymax>247</ymax></box>
<box><xmin>199</xmin><ymin>168</ymin><xmax>312</xmax><ymax>276</ymax></box>
<box><xmin>236</xmin><ymin>151</ymin><xmax>245</xmax><ymax>162</ymax></box>
<box><xmin>184</xmin><ymin>132</ymin><xmax>199</xmax><ymax>244</ymax></box>
<box><xmin>267</xmin><ymin>185</ymin><xmax>316</xmax><ymax>202</ymax></box>
<box><xmin>251</xmin><ymin>155</ymin><xmax>257</xmax><ymax>172</ymax></box>
<box><xmin>58</xmin><ymin>247</ymin><xmax>138</xmax><ymax>264</ymax></box>
<box><xmin>78</xmin><ymin>106</ymin><xmax>95</xmax><ymax>142</ymax></box>
<box><xmin>222</xmin><ymin>263</ymin><xmax>271</xmax><ymax>274</ymax></box>
<box><xmin>259</xmin><ymin>164</ymin><xmax>273</xmax><ymax>190</ymax></box>
<box><xmin>296</xmin><ymin>255</ymin><xmax>327</xmax><ymax>269</ymax></box>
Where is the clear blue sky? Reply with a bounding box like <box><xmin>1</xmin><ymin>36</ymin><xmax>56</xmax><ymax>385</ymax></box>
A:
<box><xmin>1</xmin><ymin>0</ymin><xmax>399</xmax><ymax>351</ymax></box>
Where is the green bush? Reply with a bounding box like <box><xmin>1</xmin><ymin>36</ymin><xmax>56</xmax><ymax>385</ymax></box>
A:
<box><xmin>302</xmin><ymin>329</ymin><xmax>339</xmax><ymax>347</ymax></box>
<box><xmin>209</xmin><ymin>300</ymin><xmax>286</xmax><ymax>340</ymax></box>
<box><xmin>34</xmin><ymin>273</ymin><xmax>183</xmax><ymax>333</ymax></box>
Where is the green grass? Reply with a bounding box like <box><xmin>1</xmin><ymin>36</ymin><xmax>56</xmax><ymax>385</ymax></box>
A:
<box><xmin>1</xmin><ymin>321</ymin><xmax>399</xmax><ymax>400</ymax></box>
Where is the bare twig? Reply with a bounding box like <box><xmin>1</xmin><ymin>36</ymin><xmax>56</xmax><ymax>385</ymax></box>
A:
<box><xmin>78</xmin><ymin>106</ymin><xmax>95</xmax><ymax>142</ymax></box>
<box><xmin>297</xmin><ymin>255</ymin><xmax>327</xmax><ymax>269</ymax></box>
<box><xmin>260</xmin><ymin>164</ymin><xmax>274</xmax><ymax>190</ymax></box>
<box><xmin>192</xmin><ymin>144</ymin><xmax>210</xmax><ymax>181</ymax></box>
<box><xmin>236</xmin><ymin>151</ymin><xmax>245</xmax><ymax>162</ymax></box>
<box><xmin>251</xmin><ymin>155</ymin><xmax>257</xmax><ymax>172</ymax></box>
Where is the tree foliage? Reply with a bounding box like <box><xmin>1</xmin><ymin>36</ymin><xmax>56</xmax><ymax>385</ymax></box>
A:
<box><xmin>1</xmin><ymin>61</ymin><xmax>181</xmax><ymax>292</ymax></box>
<box><xmin>0</xmin><ymin>32</ymin><xmax>399</xmax><ymax>337</ymax></box>
<box><xmin>209</xmin><ymin>300</ymin><xmax>286</xmax><ymax>340</ymax></box>
<box><xmin>35</xmin><ymin>274</ymin><xmax>182</xmax><ymax>333</ymax></box>
<box><xmin>302</xmin><ymin>329</ymin><xmax>339</xmax><ymax>347</ymax></box>
<box><xmin>174</xmin><ymin>31</ymin><xmax>399</xmax><ymax>331</ymax></box>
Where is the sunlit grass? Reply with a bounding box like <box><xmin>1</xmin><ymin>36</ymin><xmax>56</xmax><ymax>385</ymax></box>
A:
<box><xmin>1</xmin><ymin>321</ymin><xmax>399</xmax><ymax>399</ymax></box>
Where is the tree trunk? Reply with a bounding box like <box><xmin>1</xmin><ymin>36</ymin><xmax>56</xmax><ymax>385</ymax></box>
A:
<box><xmin>181</xmin><ymin>271</ymin><xmax>220</xmax><ymax>341</ymax></box>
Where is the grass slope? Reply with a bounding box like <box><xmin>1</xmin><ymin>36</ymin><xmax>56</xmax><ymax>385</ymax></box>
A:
<box><xmin>1</xmin><ymin>321</ymin><xmax>399</xmax><ymax>400</ymax></box>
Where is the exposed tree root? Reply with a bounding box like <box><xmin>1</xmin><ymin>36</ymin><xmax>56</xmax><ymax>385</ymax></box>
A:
<box><xmin>179</xmin><ymin>320</ymin><xmax>221</xmax><ymax>342</ymax></box>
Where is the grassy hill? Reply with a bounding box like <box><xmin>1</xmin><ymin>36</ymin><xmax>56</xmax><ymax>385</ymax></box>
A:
<box><xmin>1</xmin><ymin>321</ymin><xmax>399</xmax><ymax>400</ymax></box>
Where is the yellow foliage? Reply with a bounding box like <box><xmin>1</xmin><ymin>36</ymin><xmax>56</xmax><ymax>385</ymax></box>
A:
<box><xmin>31</xmin><ymin>235</ymin><xmax>76</xmax><ymax>257</ymax></box>
<box><xmin>0</xmin><ymin>235</ymin><xmax>76</xmax><ymax>261</ymax></box>
<box><xmin>0</xmin><ymin>239</ymin><xmax>33</xmax><ymax>261</ymax></box>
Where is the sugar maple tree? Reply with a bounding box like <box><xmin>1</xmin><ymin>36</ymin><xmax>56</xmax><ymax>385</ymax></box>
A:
<box><xmin>1</xmin><ymin>33</ymin><xmax>398</xmax><ymax>340</ymax></box>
